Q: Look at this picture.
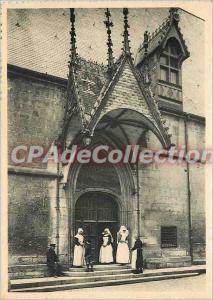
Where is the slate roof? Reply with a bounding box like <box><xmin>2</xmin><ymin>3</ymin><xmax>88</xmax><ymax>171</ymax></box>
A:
<box><xmin>85</xmin><ymin>54</ymin><xmax>172</xmax><ymax>148</ymax></box>
<box><xmin>135</xmin><ymin>9</ymin><xmax>190</xmax><ymax>66</ymax></box>
<box><xmin>8</xmin><ymin>8</ymin><xmax>171</xmax><ymax>78</ymax></box>
<box><xmin>8</xmin><ymin>9</ymin><xmax>71</xmax><ymax>79</ymax></box>
<box><xmin>135</xmin><ymin>18</ymin><xmax>171</xmax><ymax>64</ymax></box>
<box><xmin>8</xmin><ymin>8</ymin><xmax>193</xmax><ymax>148</ymax></box>
<box><xmin>74</xmin><ymin>58</ymin><xmax>107</xmax><ymax>116</ymax></box>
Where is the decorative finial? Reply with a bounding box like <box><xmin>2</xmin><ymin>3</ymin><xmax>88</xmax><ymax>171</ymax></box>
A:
<box><xmin>143</xmin><ymin>30</ymin><xmax>149</xmax><ymax>56</ymax></box>
<box><xmin>69</xmin><ymin>8</ymin><xmax>78</xmax><ymax>66</ymax></box>
<box><xmin>104</xmin><ymin>8</ymin><xmax>114</xmax><ymax>78</ymax></box>
<box><xmin>141</xmin><ymin>30</ymin><xmax>151</xmax><ymax>85</ymax></box>
<box><xmin>169</xmin><ymin>8</ymin><xmax>180</xmax><ymax>24</ymax></box>
<box><xmin>122</xmin><ymin>8</ymin><xmax>131</xmax><ymax>56</ymax></box>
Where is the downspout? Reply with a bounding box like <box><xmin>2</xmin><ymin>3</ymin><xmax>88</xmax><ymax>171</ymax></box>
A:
<box><xmin>136</xmin><ymin>161</ymin><xmax>141</xmax><ymax>237</ymax></box>
<box><xmin>184</xmin><ymin>115</ymin><xmax>193</xmax><ymax>263</ymax></box>
<box><xmin>68</xmin><ymin>185</ymin><xmax>72</xmax><ymax>267</ymax></box>
<box><xmin>56</xmin><ymin>160</ymin><xmax>60</xmax><ymax>257</ymax></box>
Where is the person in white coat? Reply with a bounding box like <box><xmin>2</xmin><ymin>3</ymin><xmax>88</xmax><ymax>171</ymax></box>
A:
<box><xmin>73</xmin><ymin>228</ymin><xmax>85</xmax><ymax>267</ymax></box>
<box><xmin>116</xmin><ymin>225</ymin><xmax>130</xmax><ymax>264</ymax></box>
<box><xmin>99</xmin><ymin>228</ymin><xmax>114</xmax><ymax>264</ymax></box>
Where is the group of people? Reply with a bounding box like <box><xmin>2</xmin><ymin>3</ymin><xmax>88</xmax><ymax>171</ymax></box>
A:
<box><xmin>73</xmin><ymin>225</ymin><xmax>143</xmax><ymax>274</ymax></box>
<box><xmin>46</xmin><ymin>225</ymin><xmax>143</xmax><ymax>277</ymax></box>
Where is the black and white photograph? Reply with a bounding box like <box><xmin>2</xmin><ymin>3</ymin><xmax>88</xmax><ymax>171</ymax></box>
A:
<box><xmin>0</xmin><ymin>1</ymin><xmax>212</xmax><ymax>299</ymax></box>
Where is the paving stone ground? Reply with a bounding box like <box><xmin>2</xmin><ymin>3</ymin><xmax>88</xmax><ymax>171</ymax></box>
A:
<box><xmin>49</xmin><ymin>274</ymin><xmax>209</xmax><ymax>299</ymax></box>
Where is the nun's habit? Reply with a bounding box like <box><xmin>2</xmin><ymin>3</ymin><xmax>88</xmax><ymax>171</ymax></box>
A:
<box><xmin>99</xmin><ymin>228</ymin><xmax>114</xmax><ymax>263</ymax></box>
<box><xmin>73</xmin><ymin>228</ymin><xmax>85</xmax><ymax>267</ymax></box>
<box><xmin>116</xmin><ymin>225</ymin><xmax>130</xmax><ymax>264</ymax></box>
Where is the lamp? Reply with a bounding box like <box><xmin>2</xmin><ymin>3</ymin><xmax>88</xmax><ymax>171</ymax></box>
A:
<box><xmin>82</xmin><ymin>129</ymin><xmax>92</xmax><ymax>146</ymax></box>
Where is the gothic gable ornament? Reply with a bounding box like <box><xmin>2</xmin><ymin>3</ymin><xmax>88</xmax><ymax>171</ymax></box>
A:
<box><xmin>61</xmin><ymin>8</ymin><xmax>173</xmax><ymax>149</ymax></box>
<box><xmin>135</xmin><ymin>8</ymin><xmax>190</xmax><ymax>67</ymax></box>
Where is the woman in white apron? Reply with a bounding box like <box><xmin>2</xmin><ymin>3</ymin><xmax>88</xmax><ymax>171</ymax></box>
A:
<box><xmin>116</xmin><ymin>225</ymin><xmax>130</xmax><ymax>264</ymax></box>
<box><xmin>99</xmin><ymin>228</ymin><xmax>114</xmax><ymax>264</ymax></box>
<box><xmin>73</xmin><ymin>228</ymin><xmax>85</xmax><ymax>267</ymax></box>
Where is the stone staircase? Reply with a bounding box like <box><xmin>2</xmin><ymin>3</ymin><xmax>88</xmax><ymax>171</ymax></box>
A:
<box><xmin>10</xmin><ymin>264</ymin><xmax>206</xmax><ymax>292</ymax></box>
<box><xmin>9</xmin><ymin>264</ymin><xmax>47</xmax><ymax>279</ymax></box>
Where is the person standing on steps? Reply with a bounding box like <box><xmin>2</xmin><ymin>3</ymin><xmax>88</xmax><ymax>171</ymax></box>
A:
<box><xmin>73</xmin><ymin>228</ymin><xmax>85</xmax><ymax>267</ymax></box>
<box><xmin>99</xmin><ymin>228</ymin><xmax>114</xmax><ymax>264</ymax></box>
<box><xmin>46</xmin><ymin>243</ymin><xmax>64</xmax><ymax>277</ymax></box>
<box><xmin>116</xmin><ymin>225</ymin><xmax>130</xmax><ymax>265</ymax></box>
<box><xmin>131</xmin><ymin>237</ymin><xmax>144</xmax><ymax>274</ymax></box>
<box><xmin>85</xmin><ymin>239</ymin><xmax>94</xmax><ymax>272</ymax></box>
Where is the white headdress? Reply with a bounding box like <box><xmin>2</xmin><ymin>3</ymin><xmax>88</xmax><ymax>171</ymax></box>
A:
<box><xmin>103</xmin><ymin>228</ymin><xmax>113</xmax><ymax>243</ymax></box>
<box><xmin>118</xmin><ymin>225</ymin><xmax>129</xmax><ymax>238</ymax></box>
<box><xmin>75</xmin><ymin>228</ymin><xmax>84</xmax><ymax>239</ymax></box>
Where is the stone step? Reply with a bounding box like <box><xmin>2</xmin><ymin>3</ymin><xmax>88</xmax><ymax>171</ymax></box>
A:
<box><xmin>11</xmin><ymin>265</ymin><xmax>205</xmax><ymax>290</ymax></box>
<box><xmin>64</xmin><ymin>268</ymin><xmax>132</xmax><ymax>277</ymax></box>
<box><xmin>9</xmin><ymin>263</ymin><xmax>131</xmax><ymax>279</ymax></box>
<box><xmin>9</xmin><ymin>259</ymin><xmax>204</xmax><ymax>280</ymax></box>
<box><xmin>70</xmin><ymin>264</ymin><xmax>131</xmax><ymax>272</ymax></box>
<box><xmin>11</xmin><ymin>272</ymin><xmax>200</xmax><ymax>292</ymax></box>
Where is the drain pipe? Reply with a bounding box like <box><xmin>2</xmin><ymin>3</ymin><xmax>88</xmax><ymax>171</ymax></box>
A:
<box><xmin>136</xmin><ymin>161</ymin><xmax>141</xmax><ymax>237</ymax></box>
<box><xmin>56</xmin><ymin>155</ymin><xmax>60</xmax><ymax>258</ymax></box>
<box><xmin>184</xmin><ymin>115</ymin><xmax>193</xmax><ymax>263</ymax></box>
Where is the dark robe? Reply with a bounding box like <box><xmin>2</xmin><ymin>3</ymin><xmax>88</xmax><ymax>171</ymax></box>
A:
<box><xmin>85</xmin><ymin>243</ymin><xmax>93</xmax><ymax>270</ymax></box>
<box><xmin>46</xmin><ymin>248</ymin><xmax>58</xmax><ymax>267</ymax></box>
<box><xmin>132</xmin><ymin>239</ymin><xmax>143</xmax><ymax>270</ymax></box>
<box><xmin>46</xmin><ymin>247</ymin><xmax>63</xmax><ymax>276</ymax></box>
<box><xmin>85</xmin><ymin>243</ymin><xmax>92</xmax><ymax>258</ymax></box>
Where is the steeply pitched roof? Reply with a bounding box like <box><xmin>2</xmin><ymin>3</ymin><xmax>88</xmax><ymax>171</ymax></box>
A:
<box><xmin>74</xmin><ymin>58</ymin><xmax>107</xmax><ymax>116</ymax></box>
<box><xmin>135</xmin><ymin>8</ymin><xmax>190</xmax><ymax>66</ymax></box>
<box><xmin>61</xmin><ymin>8</ymin><xmax>173</xmax><ymax>149</ymax></box>
<box><xmin>85</xmin><ymin>54</ymin><xmax>172</xmax><ymax>148</ymax></box>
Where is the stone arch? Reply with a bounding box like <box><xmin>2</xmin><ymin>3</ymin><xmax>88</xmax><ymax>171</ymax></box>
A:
<box><xmin>89</xmin><ymin>108</ymin><xmax>168</xmax><ymax>149</ymax></box>
<box><xmin>61</xmin><ymin>138</ymin><xmax>136</xmax><ymax>260</ymax></box>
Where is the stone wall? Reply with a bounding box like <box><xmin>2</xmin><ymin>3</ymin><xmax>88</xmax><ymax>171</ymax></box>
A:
<box><xmin>188</xmin><ymin>120</ymin><xmax>206</xmax><ymax>261</ymax></box>
<box><xmin>140</xmin><ymin>114</ymin><xmax>205</xmax><ymax>263</ymax></box>
<box><xmin>8</xmin><ymin>72</ymin><xmax>66</xmax><ymax>264</ymax></box>
<box><xmin>8</xmin><ymin>72</ymin><xmax>205</xmax><ymax>266</ymax></box>
<box><xmin>139</xmin><ymin>161</ymin><xmax>189</xmax><ymax>256</ymax></box>
<box><xmin>8</xmin><ymin>174</ymin><xmax>56</xmax><ymax>265</ymax></box>
<box><xmin>8</xmin><ymin>73</ymin><xmax>66</xmax><ymax>168</ymax></box>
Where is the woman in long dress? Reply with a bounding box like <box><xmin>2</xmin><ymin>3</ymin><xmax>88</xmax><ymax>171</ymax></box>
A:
<box><xmin>99</xmin><ymin>228</ymin><xmax>114</xmax><ymax>264</ymax></box>
<box><xmin>73</xmin><ymin>228</ymin><xmax>85</xmax><ymax>267</ymax></box>
<box><xmin>116</xmin><ymin>225</ymin><xmax>130</xmax><ymax>264</ymax></box>
<box><xmin>131</xmin><ymin>237</ymin><xmax>143</xmax><ymax>273</ymax></box>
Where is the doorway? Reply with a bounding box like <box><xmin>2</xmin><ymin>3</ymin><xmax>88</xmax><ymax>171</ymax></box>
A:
<box><xmin>75</xmin><ymin>192</ymin><xmax>119</xmax><ymax>262</ymax></box>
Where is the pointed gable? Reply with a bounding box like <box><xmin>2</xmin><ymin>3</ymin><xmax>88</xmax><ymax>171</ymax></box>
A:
<box><xmin>62</xmin><ymin>8</ymin><xmax>173</xmax><ymax>149</ymax></box>
<box><xmin>135</xmin><ymin>8</ymin><xmax>190</xmax><ymax>67</ymax></box>
<box><xmin>93</xmin><ymin>59</ymin><xmax>158</xmax><ymax>127</ymax></box>
<box><xmin>87</xmin><ymin>56</ymin><xmax>172</xmax><ymax>148</ymax></box>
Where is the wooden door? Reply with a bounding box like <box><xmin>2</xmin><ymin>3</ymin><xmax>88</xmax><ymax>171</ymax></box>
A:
<box><xmin>75</xmin><ymin>192</ymin><xmax>118</xmax><ymax>262</ymax></box>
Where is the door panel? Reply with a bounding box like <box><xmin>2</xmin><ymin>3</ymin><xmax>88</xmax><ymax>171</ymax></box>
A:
<box><xmin>74</xmin><ymin>192</ymin><xmax>118</xmax><ymax>263</ymax></box>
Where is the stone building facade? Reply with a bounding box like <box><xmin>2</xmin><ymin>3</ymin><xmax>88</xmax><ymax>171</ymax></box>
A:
<box><xmin>8</xmin><ymin>7</ymin><xmax>205</xmax><ymax>277</ymax></box>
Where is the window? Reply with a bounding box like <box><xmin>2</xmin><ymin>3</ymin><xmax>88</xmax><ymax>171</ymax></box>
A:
<box><xmin>161</xmin><ymin>226</ymin><xmax>177</xmax><ymax>248</ymax></box>
<box><xmin>160</xmin><ymin>39</ymin><xmax>182</xmax><ymax>86</ymax></box>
